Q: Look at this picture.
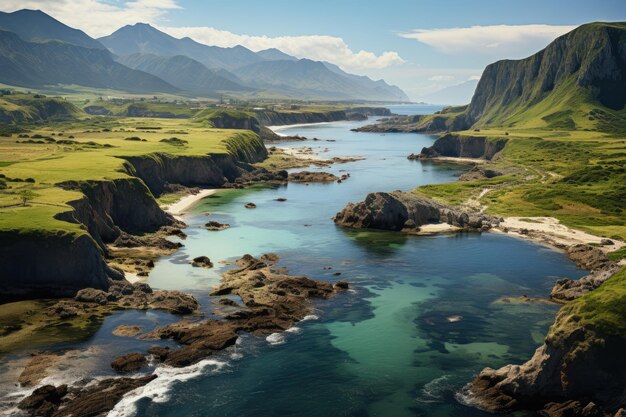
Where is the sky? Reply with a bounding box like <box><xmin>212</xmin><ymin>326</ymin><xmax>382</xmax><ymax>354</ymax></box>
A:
<box><xmin>1</xmin><ymin>0</ymin><xmax>626</xmax><ymax>100</ymax></box>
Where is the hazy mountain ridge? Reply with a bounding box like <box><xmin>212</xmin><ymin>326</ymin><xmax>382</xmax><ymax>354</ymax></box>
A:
<box><xmin>0</xmin><ymin>9</ymin><xmax>103</xmax><ymax>49</ymax></box>
<box><xmin>0</xmin><ymin>10</ymin><xmax>410</xmax><ymax>101</ymax></box>
<box><xmin>117</xmin><ymin>53</ymin><xmax>250</xmax><ymax>95</ymax></box>
<box><xmin>99</xmin><ymin>23</ymin><xmax>265</xmax><ymax>71</ymax></box>
<box><xmin>0</xmin><ymin>30</ymin><xmax>178</xmax><ymax>93</ymax></box>
<box><xmin>100</xmin><ymin>23</ymin><xmax>409</xmax><ymax>101</ymax></box>
<box><xmin>419</xmin><ymin>80</ymin><xmax>478</xmax><ymax>105</ymax></box>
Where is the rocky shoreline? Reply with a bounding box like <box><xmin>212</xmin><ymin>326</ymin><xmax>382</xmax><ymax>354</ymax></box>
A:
<box><xmin>15</xmin><ymin>253</ymin><xmax>348</xmax><ymax>416</ymax></box>
<box><xmin>333</xmin><ymin>191</ymin><xmax>499</xmax><ymax>233</ymax></box>
<box><xmin>332</xmin><ymin>189</ymin><xmax>626</xmax><ymax>417</ymax></box>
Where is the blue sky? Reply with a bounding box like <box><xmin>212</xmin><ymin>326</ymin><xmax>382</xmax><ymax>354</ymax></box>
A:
<box><xmin>2</xmin><ymin>0</ymin><xmax>626</xmax><ymax>99</ymax></box>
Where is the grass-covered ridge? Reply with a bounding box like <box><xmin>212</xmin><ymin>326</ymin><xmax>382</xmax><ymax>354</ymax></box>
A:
<box><xmin>0</xmin><ymin>93</ymin><xmax>83</xmax><ymax>125</ymax></box>
<box><xmin>550</xmin><ymin>267</ymin><xmax>626</xmax><ymax>339</ymax></box>
<box><xmin>0</xmin><ymin>117</ymin><xmax>263</xmax><ymax>236</ymax></box>
<box><xmin>415</xmin><ymin>128</ymin><xmax>626</xmax><ymax>240</ymax></box>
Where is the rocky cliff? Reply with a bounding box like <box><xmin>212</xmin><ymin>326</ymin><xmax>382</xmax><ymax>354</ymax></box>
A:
<box><xmin>464</xmin><ymin>22</ymin><xmax>626</xmax><ymax>130</ymax></box>
<box><xmin>0</xmin><ymin>233</ymin><xmax>120</xmax><ymax>301</ymax></box>
<box><xmin>254</xmin><ymin>107</ymin><xmax>391</xmax><ymax>126</ymax></box>
<box><xmin>419</xmin><ymin>134</ymin><xmax>508</xmax><ymax>160</ymax></box>
<box><xmin>0</xmin><ymin>134</ymin><xmax>269</xmax><ymax>301</ymax></box>
<box><xmin>333</xmin><ymin>191</ymin><xmax>498</xmax><ymax>232</ymax></box>
<box><xmin>122</xmin><ymin>153</ymin><xmax>259</xmax><ymax>196</ymax></box>
<box><xmin>465</xmin><ymin>267</ymin><xmax>626</xmax><ymax>416</ymax></box>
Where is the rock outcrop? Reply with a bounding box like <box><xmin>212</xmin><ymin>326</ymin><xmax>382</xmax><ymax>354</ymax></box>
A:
<box><xmin>288</xmin><ymin>171</ymin><xmax>339</xmax><ymax>183</ymax></box>
<box><xmin>111</xmin><ymin>352</ymin><xmax>147</xmax><ymax>373</ymax></box>
<box><xmin>143</xmin><ymin>254</ymin><xmax>347</xmax><ymax>367</ymax></box>
<box><xmin>18</xmin><ymin>375</ymin><xmax>157</xmax><ymax>417</ymax></box>
<box><xmin>551</xmin><ymin>245</ymin><xmax>618</xmax><ymax>303</ymax></box>
<box><xmin>466</xmin><ymin>260</ymin><xmax>626</xmax><ymax>416</ymax></box>
<box><xmin>254</xmin><ymin>107</ymin><xmax>391</xmax><ymax>126</ymax></box>
<box><xmin>333</xmin><ymin>191</ymin><xmax>498</xmax><ymax>232</ymax></box>
<box><xmin>464</xmin><ymin>311</ymin><xmax>626</xmax><ymax>416</ymax></box>
<box><xmin>418</xmin><ymin>134</ymin><xmax>508</xmax><ymax>160</ymax></box>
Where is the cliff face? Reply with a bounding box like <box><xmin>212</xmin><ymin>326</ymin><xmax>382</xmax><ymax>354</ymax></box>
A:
<box><xmin>253</xmin><ymin>107</ymin><xmax>391</xmax><ymax>126</ymax></box>
<box><xmin>419</xmin><ymin>134</ymin><xmax>508</xmax><ymax>160</ymax></box>
<box><xmin>122</xmin><ymin>153</ymin><xmax>259</xmax><ymax>196</ymax></box>
<box><xmin>1</xmin><ymin>134</ymin><xmax>270</xmax><ymax>301</ymax></box>
<box><xmin>466</xmin><ymin>265</ymin><xmax>626</xmax><ymax>416</ymax></box>
<box><xmin>465</xmin><ymin>22</ymin><xmax>626</xmax><ymax>129</ymax></box>
<box><xmin>0</xmin><ymin>233</ymin><xmax>118</xmax><ymax>301</ymax></box>
<box><xmin>57</xmin><ymin>178</ymin><xmax>173</xmax><ymax>248</ymax></box>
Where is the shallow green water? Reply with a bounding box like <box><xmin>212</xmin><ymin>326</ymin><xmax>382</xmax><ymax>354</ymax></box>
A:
<box><xmin>128</xmin><ymin>111</ymin><xmax>584</xmax><ymax>416</ymax></box>
<box><xmin>0</xmin><ymin>107</ymin><xmax>586</xmax><ymax>416</ymax></box>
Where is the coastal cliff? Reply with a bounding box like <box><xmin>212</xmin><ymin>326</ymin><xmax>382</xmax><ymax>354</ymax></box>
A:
<box><xmin>0</xmin><ymin>233</ymin><xmax>119</xmax><ymax>301</ymax></box>
<box><xmin>418</xmin><ymin>134</ymin><xmax>508</xmax><ymax>160</ymax></box>
<box><xmin>0</xmin><ymin>133</ymin><xmax>269</xmax><ymax>301</ymax></box>
<box><xmin>465</xmin><ymin>267</ymin><xmax>626</xmax><ymax>416</ymax></box>
<box><xmin>254</xmin><ymin>107</ymin><xmax>391</xmax><ymax>126</ymax></box>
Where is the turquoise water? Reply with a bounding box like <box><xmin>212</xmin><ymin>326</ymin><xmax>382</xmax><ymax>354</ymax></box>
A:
<box><xmin>133</xmin><ymin>118</ymin><xmax>585</xmax><ymax>416</ymax></box>
<box><xmin>0</xmin><ymin>116</ymin><xmax>586</xmax><ymax>416</ymax></box>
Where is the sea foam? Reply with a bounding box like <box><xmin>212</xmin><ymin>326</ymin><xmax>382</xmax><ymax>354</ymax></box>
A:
<box><xmin>107</xmin><ymin>359</ymin><xmax>228</xmax><ymax>417</ymax></box>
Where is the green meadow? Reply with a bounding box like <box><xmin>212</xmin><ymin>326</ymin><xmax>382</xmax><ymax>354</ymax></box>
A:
<box><xmin>0</xmin><ymin>114</ymin><xmax>260</xmax><ymax>236</ymax></box>
<box><xmin>416</xmin><ymin>128</ymin><xmax>626</xmax><ymax>241</ymax></box>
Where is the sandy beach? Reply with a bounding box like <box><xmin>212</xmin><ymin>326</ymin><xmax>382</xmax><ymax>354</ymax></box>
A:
<box><xmin>494</xmin><ymin>216</ymin><xmax>625</xmax><ymax>253</ymax></box>
<box><xmin>164</xmin><ymin>189</ymin><xmax>217</xmax><ymax>217</ymax></box>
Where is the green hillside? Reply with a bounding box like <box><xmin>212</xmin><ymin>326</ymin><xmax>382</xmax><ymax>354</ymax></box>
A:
<box><xmin>0</xmin><ymin>30</ymin><xmax>178</xmax><ymax>94</ymax></box>
<box><xmin>417</xmin><ymin>22</ymin><xmax>626</xmax><ymax>133</ymax></box>
<box><xmin>0</xmin><ymin>93</ymin><xmax>83</xmax><ymax>125</ymax></box>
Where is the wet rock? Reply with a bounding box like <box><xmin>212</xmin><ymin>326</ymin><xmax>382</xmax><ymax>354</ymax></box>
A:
<box><xmin>244</xmin><ymin>202</ymin><xmax>257</xmax><ymax>209</ymax></box>
<box><xmin>191</xmin><ymin>256</ymin><xmax>213</xmax><ymax>268</ymax></box>
<box><xmin>51</xmin><ymin>283</ymin><xmax>198</xmax><ymax>317</ymax></box>
<box><xmin>74</xmin><ymin>288</ymin><xmax>108</xmax><ymax>305</ymax></box>
<box><xmin>56</xmin><ymin>375</ymin><xmax>156</xmax><ymax>416</ymax></box>
<box><xmin>540</xmin><ymin>401</ymin><xmax>603</xmax><ymax>417</ymax></box>
<box><xmin>601</xmin><ymin>239</ymin><xmax>614</xmax><ymax>246</ymax></box>
<box><xmin>334</xmin><ymin>281</ymin><xmax>349</xmax><ymax>290</ymax></box>
<box><xmin>146</xmin><ymin>254</ymin><xmax>343</xmax><ymax>368</ymax></box>
<box><xmin>19</xmin><ymin>353</ymin><xmax>61</xmax><ymax>387</ymax></box>
<box><xmin>551</xmin><ymin>266</ymin><xmax>619</xmax><ymax>303</ymax></box>
<box><xmin>288</xmin><ymin>171</ymin><xmax>339</xmax><ymax>183</ymax></box>
<box><xmin>205</xmin><ymin>221</ymin><xmax>230</xmax><ymax>231</ymax></box>
<box><xmin>18</xmin><ymin>384</ymin><xmax>67</xmax><ymax>416</ymax></box>
<box><xmin>148</xmin><ymin>290</ymin><xmax>198</xmax><ymax>314</ymax></box>
<box><xmin>567</xmin><ymin>244</ymin><xmax>615</xmax><ymax>271</ymax></box>
<box><xmin>112</xmin><ymin>324</ymin><xmax>142</xmax><ymax>337</ymax></box>
<box><xmin>260</xmin><ymin>253</ymin><xmax>280</xmax><ymax>262</ymax></box>
<box><xmin>334</xmin><ymin>191</ymin><xmax>496</xmax><ymax>232</ymax></box>
<box><xmin>147</xmin><ymin>346</ymin><xmax>171</xmax><ymax>361</ymax></box>
<box><xmin>217</xmin><ymin>298</ymin><xmax>240</xmax><ymax>307</ymax></box>
<box><xmin>111</xmin><ymin>352</ymin><xmax>147</xmax><ymax>373</ymax></box>
<box><xmin>274</xmin><ymin>198</ymin><xmax>287</xmax><ymax>202</ymax></box>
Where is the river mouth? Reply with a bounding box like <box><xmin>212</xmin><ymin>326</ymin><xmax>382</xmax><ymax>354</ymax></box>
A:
<box><xmin>1</xmin><ymin>107</ymin><xmax>586</xmax><ymax>416</ymax></box>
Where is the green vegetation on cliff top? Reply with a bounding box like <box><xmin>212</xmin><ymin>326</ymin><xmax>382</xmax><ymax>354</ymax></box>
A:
<box><xmin>0</xmin><ymin>116</ymin><xmax>262</xmax><ymax>236</ymax></box>
<box><xmin>550</xmin><ymin>267</ymin><xmax>626</xmax><ymax>340</ymax></box>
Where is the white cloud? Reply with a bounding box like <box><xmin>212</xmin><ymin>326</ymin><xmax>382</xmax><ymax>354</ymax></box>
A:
<box><xmin>468</xmin><ymin>75</ymin><xmax>481</xmax><ymax>81</ymax></box>
<box><xmin>0</xmin><ymin>0</ymin><xmax>180</xmax><ymax>37</ymax></box>
<box><xmin>161</xmin><ymin>26</ymin><xmax>405</xmax><ymax>70</ymax></box>
<box><xmin>428</xmin><ymin>75</ymin><xmax>455</xmax><ymax>82</ymax></box>
<box><xmin>0</xmin><ymin>0</ymin><xmax>404</xmax><ymax>71</ymax></box>
<box><xmin>400</xmin><ymin>24</ymin><xmax>576</xmax><ymax>58</ymax></box>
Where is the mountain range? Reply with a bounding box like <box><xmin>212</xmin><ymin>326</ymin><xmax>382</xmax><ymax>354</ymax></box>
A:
<box><xmin>419</xmin><ymin>80</ymin><xmax>479</xmax><ymax>105</ymax></box>
<box><xmin>0</xmin><ymin>10</ymin><xmax>409</xmax><ymax>101</ymax></box>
